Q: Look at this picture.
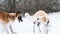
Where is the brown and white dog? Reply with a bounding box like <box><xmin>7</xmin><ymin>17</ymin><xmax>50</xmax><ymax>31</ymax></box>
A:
<box><xmin>0</xmin><ymin>11</ymin><xmax>23</xmax><ymax>34</ymax></box>
<box><xmin>32</xmin><ymin>10</ymin><xmax>49</xmax><ymax>33</ymax></box>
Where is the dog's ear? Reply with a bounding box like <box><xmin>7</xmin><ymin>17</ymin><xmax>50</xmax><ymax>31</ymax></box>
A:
<box><xmin>42</xmin><ymin>17</ymin><xmax>46</xmax><ymax>22</ymax></box>
<box><xmin>16</xmin><ymin>11</ymin><xmax>21</xmax><ymax>14</ymax></box>
<box><xmin>16</xmin><ymin>11</ymin><xmax>21</xmax><ymax>17</ymax></box>
<box><xmin>42</xmin><ymin>17</ymin><xmax>49</xmax><ymax>23</ymax></box>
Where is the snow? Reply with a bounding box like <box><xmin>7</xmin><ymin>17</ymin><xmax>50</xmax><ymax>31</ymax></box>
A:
<box><xmin>48</xmin><ymin>12</ymin><xmax>60</xmax><ymax>34</ymax></box>
<box><xmin>0</xmin><ymin>12</ymin><xmax>60</xmax><ymax>34</ymax></box>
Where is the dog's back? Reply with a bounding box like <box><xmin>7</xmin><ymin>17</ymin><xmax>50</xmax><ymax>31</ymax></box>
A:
<box><xmin>0</xmin><ymin>11</ymin><xmax>16</xmax><ymax>24</ymax></box>
<box><xmin>34</xmin><ymin>10</ymin><xmax>48</xmax><ymax>17</ymax></box>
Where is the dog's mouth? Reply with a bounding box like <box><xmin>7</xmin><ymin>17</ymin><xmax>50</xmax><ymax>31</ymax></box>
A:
<box><xmin>18</xmin><ymin>16</ymin><xmax>23</xmax><ymax>22</ymax></box>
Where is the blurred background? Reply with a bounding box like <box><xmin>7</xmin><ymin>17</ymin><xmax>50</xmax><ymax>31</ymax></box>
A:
<box><xmin>0</xmin><ymin>0</ymin><xmax>60</xmax><ymax>15</ymax></box>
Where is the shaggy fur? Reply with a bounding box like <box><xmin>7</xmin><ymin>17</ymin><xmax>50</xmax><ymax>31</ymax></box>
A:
<box><xmin>0</xmin><ymin>11</ymin><xmax>23</xmax><ymax>34</ymax></box>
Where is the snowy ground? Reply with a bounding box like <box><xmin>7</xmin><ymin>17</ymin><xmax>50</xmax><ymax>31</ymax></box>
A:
<box><xmin>0</xmin><ymin>12</ymin><xmax>60</xmax><ymax>34</ymax></box>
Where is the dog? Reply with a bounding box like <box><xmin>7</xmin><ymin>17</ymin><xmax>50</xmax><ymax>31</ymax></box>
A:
<box><xmin>32</xmin><ymin>10</ymin><xmax>49</xmax><ymax>33</ymax></box>
<box><xmin>0</xmin><ymin>11</ymin><xmax>23</xmax><ymax>34</ymax></box>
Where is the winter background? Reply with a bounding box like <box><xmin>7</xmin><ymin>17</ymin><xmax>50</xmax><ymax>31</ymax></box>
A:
<box><xmin>0</xmin><ymin>0</ymin><xmax>60</xmax><ymax>34</ymax></box>
<box><xmin>0</xmin><ymin>12</ymin><xmax>60</xmax><ymax>34</ymax></box>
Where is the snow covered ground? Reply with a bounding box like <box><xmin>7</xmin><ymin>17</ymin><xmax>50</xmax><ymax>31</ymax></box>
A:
<box><xmin>0</xmin><ymin>12</ymin><xmax>60</xmax><ymax>34</ymax></box>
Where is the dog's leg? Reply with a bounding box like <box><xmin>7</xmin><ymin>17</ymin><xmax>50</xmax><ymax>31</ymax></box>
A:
<box><xmin>45</xmin><ymin>20</ymin><xmax>49</xmax><ymax>34</ymax></box>
<box><xmin>6</xmin><ymin>26</ymin><xmax>9</xmax><ymax>34</ymax></box>
<box><xmin>3</xmin><ymin>25</ymin><xmax>9</xmax><ymax>34</ymax></box>
<box><xmin>38</xmin><ymin>26</ymin><xmax>41</xmax><ymax>32</ymax></box>
<box><xmin>33</xmin><ymin>22</ymin><xmax>35</xmax><ymax>33</ymax></box>
<box><xmin>9</xmin><ymin>25</ymin><xmax>16</xmax><ymax>34</ymax></box>
<box><xmin>33</xmin><ymin>24</ymin><xmax>35</xmax><ymax>33</ymax></box>
<box><xmin>37</xmin><ymin>23</ymin><xmax>41</xmax><ymax>32</ymax></box>
<box><xmin>46</xmin><ymin>20</ymin><xmax>49</xmax><ymax>26</ymax></box>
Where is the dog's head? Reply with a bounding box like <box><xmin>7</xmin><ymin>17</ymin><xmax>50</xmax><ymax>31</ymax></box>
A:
<box><xmin>16</xmin><ymin>11</ymin><xmax>23</xmax><ymax>22</ymax></box>
<box><xmin>9</xmin><ymin>11</ymin><xmax>23</xmax><ymax>22</ymax></box>
<box><xmin>33</xmin><ymin>16</ymin><xmax>49</xmax><ymax>25</ymax></box>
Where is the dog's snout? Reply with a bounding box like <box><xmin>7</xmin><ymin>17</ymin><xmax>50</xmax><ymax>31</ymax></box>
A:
<box><xmin>18</xmin><ymin>16</ymin><xmax>23</xmax><ymax>22</ymax></box>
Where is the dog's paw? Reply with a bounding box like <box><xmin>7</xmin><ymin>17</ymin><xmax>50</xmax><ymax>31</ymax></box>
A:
<box><xmin>12</xmin><ymin>32</ymin><xmax>16</xmax><ymax>34</ymax></box>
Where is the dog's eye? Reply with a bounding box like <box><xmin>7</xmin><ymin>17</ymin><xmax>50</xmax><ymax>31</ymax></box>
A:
<box><xmin>37</xmin><ymin>18</ymin><xmax>39</xmax><ymax>20</ymax></box>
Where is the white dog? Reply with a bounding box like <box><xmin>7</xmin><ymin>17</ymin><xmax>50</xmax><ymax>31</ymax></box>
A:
<box><xmin>32</xmin><ymin>10</ymin><xmax>50</xmax><ymax>33</ymax></box>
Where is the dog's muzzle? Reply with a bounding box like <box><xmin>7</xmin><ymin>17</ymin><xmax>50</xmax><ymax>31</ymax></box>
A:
<box><xmin>18</xmin><ymin>16</ymin><xmax>23</xmax><ymax>22</ymax></box>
